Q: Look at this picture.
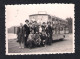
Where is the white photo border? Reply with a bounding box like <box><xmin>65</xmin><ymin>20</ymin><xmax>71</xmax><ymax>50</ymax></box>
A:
<box><xmin>5</xmin><ymin>3</ymin><xmax>75</xmax><ymax>55</ymax></box>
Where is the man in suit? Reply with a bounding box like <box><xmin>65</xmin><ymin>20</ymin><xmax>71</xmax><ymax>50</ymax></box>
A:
<box><xmin>24</xmin><ymin>20</ymin><xmax>30</xmax><ymax>47</ymax></box>
<box><xmin>34</xmin><ymin>21</ymin><xmax>39</xmax><ymax>34</ymax></box>
<box><xmin>46</xmin><ymin>21</ymin><xmax>53</xmax><ymax>45</ymax></box>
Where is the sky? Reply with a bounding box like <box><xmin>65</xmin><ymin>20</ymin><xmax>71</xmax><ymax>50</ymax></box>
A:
<box><xmin>5</xmin><ymin>4</ymin><xmax>74</xmax><ymax>28</ymax></box>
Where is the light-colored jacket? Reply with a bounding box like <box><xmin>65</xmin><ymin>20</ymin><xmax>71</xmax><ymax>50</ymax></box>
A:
<box><xmin>27</xmin><ymin>33</ymin><xmax>35</xmax><ymax>41</ymax></box>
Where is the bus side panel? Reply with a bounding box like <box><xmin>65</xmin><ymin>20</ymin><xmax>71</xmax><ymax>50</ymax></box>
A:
<box><xmin>52</xmin><ymin>34</ymin><xmax>65</xmax><ymax>40</ymax></box>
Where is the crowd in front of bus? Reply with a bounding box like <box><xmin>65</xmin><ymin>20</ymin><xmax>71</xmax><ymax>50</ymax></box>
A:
<box><xmin>17</xmin><ymin>19</ymin><xmax>53</xmax><ymax>49</ymax></box>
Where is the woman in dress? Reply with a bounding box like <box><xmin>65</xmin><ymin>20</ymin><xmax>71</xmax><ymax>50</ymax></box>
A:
<box><xmin>27</xmin><ymin>22</ymin><xmax>35</xmax><ymax>48</ymax></box>
<box><xmin>17</xmin><ymin>23</ymin><xmax>25</xmax><ymax>48</ymax></box>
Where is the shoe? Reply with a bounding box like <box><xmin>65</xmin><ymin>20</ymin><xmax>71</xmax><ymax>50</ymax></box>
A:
<box><xmin>19</xmin><ymin>47</ymin><xmax>21</xmax><ymax>48</ymax></box>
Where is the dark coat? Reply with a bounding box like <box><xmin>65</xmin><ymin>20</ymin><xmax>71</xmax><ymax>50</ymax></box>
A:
<box><xmin>46</xmin><ymin>25</ymin><xmax>53</xmax><ymax>45</ymax></box>
<box><xmin>34</xmin><ymin>25</ymin><xmax>39</xmax><ymax>33</ymax></box>
<box><xmin>17</xmin><ymin>26</ymin><xmax>25</xmax><ymax>43</ymax></box>
<box><xmin>46</xmin><ymin>25</ymin><xmax>53</xmax><ymax>35</ymax></box>
<box><xmin>24</xmin><ymin>24</ymin><xmax>30</xmax><ymax>36</ymax></box>
<box><xmin>24</xmin><ymin>24</ymin><xmax>30</xmax><ymax>47</ymax></box>
<box><xmin>40</xmin><ymin>33</ymin><xmax>47</xmax><ymax>40</ymax></box>
<box><xmin>41</xmin><ymin>25</ymin><xmax>46</xmax><ymax>32</ymax></box>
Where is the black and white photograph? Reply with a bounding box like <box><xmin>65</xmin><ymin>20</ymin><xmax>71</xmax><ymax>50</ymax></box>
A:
<box><xmin>5</xmin><ymin>4</ymin><xmax>75</xmax><ymax>55</ymax></box>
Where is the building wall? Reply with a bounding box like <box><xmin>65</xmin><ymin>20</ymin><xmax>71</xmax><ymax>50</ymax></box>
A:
<box><xmin>8</xmin><ymin>26</ymin><xmax>18</xmax><ymax>34</ymax></box>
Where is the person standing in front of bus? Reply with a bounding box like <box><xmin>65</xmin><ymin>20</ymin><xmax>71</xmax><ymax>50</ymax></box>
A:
<box><xmin>34</xmin><ymin>21</ymin><xmax>39</xmax><ymax>34</ymax></box>
<box><xmin>40</xmin><ymin>22</ymin><xmax>47</xmax><ymax>46</ymax></box>
<box><xmin>46</xmin><ymin>21</ymin><xmax>53</xmax><ymax>45</ymax></box>
<box><xmin>40</xmin><ymin>25</ymin><xmax>47</xmax><ymax>46</ymax></box>
<box><xmin>18</xmin><ymin>23</ymin><xmax>25</xmax><ymax>48</ymax></box>
<box><xmin>24</xmin><ymin>20</ymin><xmax>30</xmax><ymax>48</ymax></box>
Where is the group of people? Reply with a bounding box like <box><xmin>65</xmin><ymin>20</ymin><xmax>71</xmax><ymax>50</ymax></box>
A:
<box><xmin>17</xmin><ymin>19</ymin><xmax>53</xmax><ymax>49</ymax></box>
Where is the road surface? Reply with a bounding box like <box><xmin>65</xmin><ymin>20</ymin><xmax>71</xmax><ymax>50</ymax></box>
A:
<box><xmin>8</xmin><ymin>33</ymin><xmax>74</xmax><ymax>54</ymax></box>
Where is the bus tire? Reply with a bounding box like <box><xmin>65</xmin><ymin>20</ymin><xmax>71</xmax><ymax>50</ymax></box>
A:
<box><xmin>59</xmin><ymin>38</ymin><xmax>64</xmax><ymax>41</ymax></box>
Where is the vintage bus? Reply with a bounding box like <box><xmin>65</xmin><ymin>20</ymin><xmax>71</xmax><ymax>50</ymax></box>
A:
<box><xmin>29</xmin><ymin>13</ymin><xmax>68</xmax><ymax>40</ymax></box>
<box><xmin>52</xmin><ymin>16</ymin><xmax>68</xmax><ymax>40</ymax></box>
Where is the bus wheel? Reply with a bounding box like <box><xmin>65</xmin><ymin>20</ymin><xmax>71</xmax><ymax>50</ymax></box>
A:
<box><xmin>59</xmin><ymin>38</ymin><xmax>64</xmax><ymax>41</ymax></box>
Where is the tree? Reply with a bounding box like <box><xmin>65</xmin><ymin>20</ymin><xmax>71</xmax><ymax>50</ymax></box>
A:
<box><xmin>66</xmin><ymin>17</ymin><xmax>73</xmax><ymax>33</ymax></box>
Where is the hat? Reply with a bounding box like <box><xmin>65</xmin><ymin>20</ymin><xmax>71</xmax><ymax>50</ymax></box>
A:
<box><xmin>25</xmin><ymin>19</ymin><xmax>29</xmax><ymax>22</ymax></box>
<box><xmin>42</xmin><ymin>22</ymin><xmax>46</xmax><ymax>24</ymax></box>
<box><xmin>47</xmin><ymin>21</ymin><xmax>51</xmax><ymax>24</ymax></box>
<box><xmin>34</xmin><ymin>21</ymin><xmax>37</xmax><ymax>23</ymax></box>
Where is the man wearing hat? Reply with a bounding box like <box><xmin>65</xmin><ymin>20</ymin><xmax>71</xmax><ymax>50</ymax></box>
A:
<box><xmin>46</xmin><ymin>21</ymin><xmax>53</xmax><ymax>45</ymax></box>
<box><xmin>24</xmin><ymin>19</ymin><xmax>30</xmax><ymax>47</ymax></box>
